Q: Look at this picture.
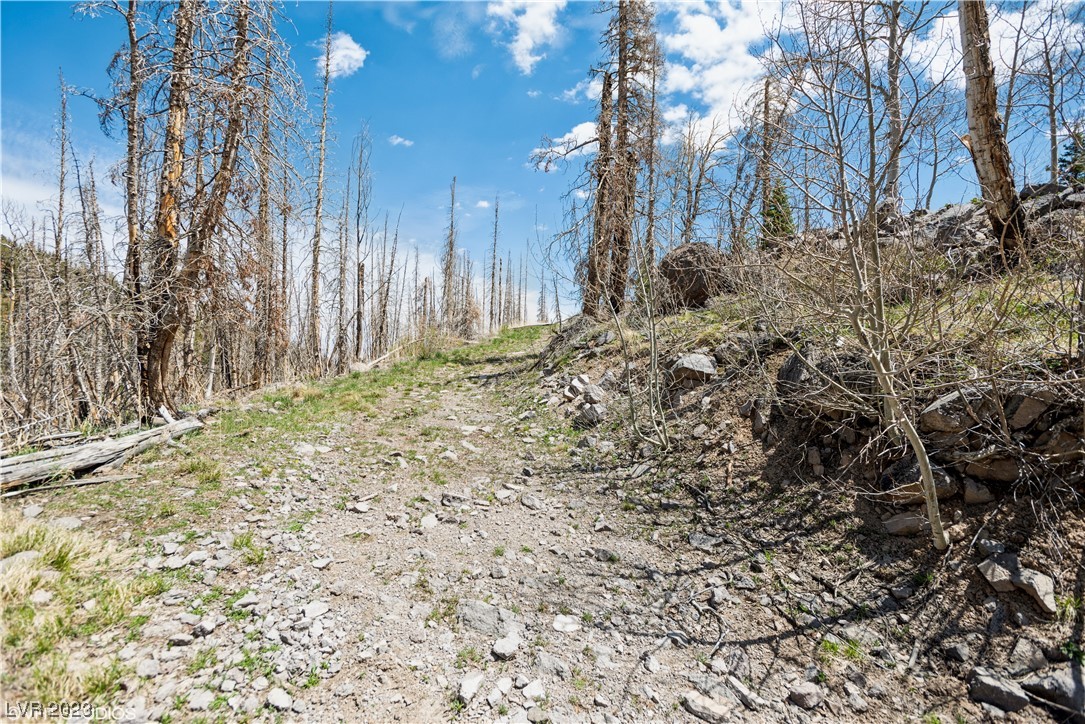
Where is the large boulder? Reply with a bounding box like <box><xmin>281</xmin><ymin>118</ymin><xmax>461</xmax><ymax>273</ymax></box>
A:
<box><xmin>659</xmin><ymin>242</ymin><xmax>731</xmax><ymax>308</ymax></box>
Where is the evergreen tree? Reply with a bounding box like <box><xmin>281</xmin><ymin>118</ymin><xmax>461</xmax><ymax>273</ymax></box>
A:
<box><xmin>761</xmin><ymin>181</ymin><xmax>794</xmax><ymax>244</ymax></box>
<box><xmin>1059</xmin><ymin>129</ymin><xmax>1085</xmax><ymax>185</ymax></box>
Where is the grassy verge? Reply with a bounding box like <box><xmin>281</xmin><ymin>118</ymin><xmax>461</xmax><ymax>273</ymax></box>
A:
<box><xmin>0</xmin><ymin>512</ymin><xmax>162</xmax><ymax>703</ymax></box>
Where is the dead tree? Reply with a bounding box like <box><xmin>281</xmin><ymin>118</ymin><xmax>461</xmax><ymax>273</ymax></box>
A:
<box><xmin>959</xmin><ymin>0</ymin><xmax>1028</xmax><ymax>265</ymax></box>
<box><xmin>309</xmin><ymin>2</ymin><xmax>333</xmax><ymax>369</ymax></box>
<box><xmin>440</xmin><ymin>177</ymin><xmax>458</xmax><ymax>332</ymax></box>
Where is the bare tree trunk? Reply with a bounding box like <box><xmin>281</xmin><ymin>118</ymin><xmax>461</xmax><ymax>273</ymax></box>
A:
<box><xmin>309</xmin><ymin>2</ymin><xmax>333</xmax><ymax>370</ymax></box>
<box><xmin>606</xmin><ymin>1</ymin><xmax>633</xmax><ymax>313</ymax></box>
<box><xmin>882</xmin><ymin>0</ymin><xmax>903</xmax><ymax>210</ymax></box>
<box><xmin>253</xmin><ymin>67</ymin><xmax>273</xmax><ymax>388</ymax></box>
<box><xmin>958</xmin><ymin>0</ymin><xmax>1028</xmax><ymax>265</ymax></box>
<box><xmin>278</xmin><ymin>163</ymin><xmax>291</xmax><ymax>377</ymax></box>
<box><xmin>139</xmin><ymin>0</ymin><xmax>197</xmax><ymax>413</ymax></box>
<box><xmin>489</xmin><ymin>197</ymin><xmax>499</xmax><ymax>332</ymax></box>
<box><xmin>440</xmin><ymin>177</ymin><xmax>458</xmax><ymax>331</ymax></box>
<box><xmin>352</xmin><ymin>129</ymin><xmax>372</xmax><ymax>360</ymax></box>
<box><xmin>122</xmin><ymin>0</ymin><xmax>143</xmax><ymax>312</ymax></box>
<box><xmin>585</xmin><ymin>70</ymin><xmax>612</xmax><ymax>317</ymax></box>
<box><xmin>55</xmin><ymin>72</ymin><xmax>68</xmax><ymax>260</ymax></box>
<box><xmin>334</xmin><ymin>174</ymin><xmax>349</xmax><ymax>373</ymax></box>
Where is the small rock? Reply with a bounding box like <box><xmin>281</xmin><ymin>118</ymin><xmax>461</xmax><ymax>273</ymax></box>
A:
<box><xmin>977</xmin><ymin>539</ymin><xmax>1005</xmax><ymax>556</ymax></box>
<box><xmin>459</xmin><ymin>671</ymin><xmax>485</xmax><ymax>703</ymax></box>
<box><xmin>419</xmin><ymin>514</ymin><xmax>439</xmax><ymax>530</ymax></box>
<box><xmin>492</xmin><ymin>632</ymin><xmax>520</xmax><ymax>660</ymax></box>
<box><xmin>29</xmin><ymin>589</ymin><xmax>53</xmax><ymax>605</ymax></box>
<box><xmin>521</xmin><ymin>680</ymin><xmax>546</xmax><ymax>702</ymax></box>
<box><xmin>583</xmin><ymin>385</ymin><xmax>605</xmax><ymax>405</ymax></box>
<box><xmin>50</xmin><ymin>517</ymin><xmax>83</xmax><ymax>530</ymax></box>
<box><xmin>521</xmin><ymin>494</ymin><xmax>544</xmax><ymax>511</ymax></box>
<box><xmin>890</xmin><ymin>585</ymin><xmax>914</xmax><ymax>601</ymax></box>
<box><xmin>311</xmin><ymin>557</ymin><xmax>333</xmax><ymax>569</ymax></box>
<box><xmin>1014</xmin><ymin>568</ymin><xmax>1058</xmax><ymax>615</ymax></box>
<box><xmin>22</xmin><ymin>504</ymin><xmax>43</xmax><ymax>519</ymax></box>
<box><xmin>486</xmin><ymin>686</ymin><xmax>505</xmax><ymax>709</ymax></box>
<box><xmin>266</xmin><ymin>687</ymin><xmax>292</xmax><ymax>711</ymax></box>
<box><xmin>1008</xmin><ymin>639</ymin><xmax>1048</xmax><ymax>675</ymax></box>
<box><xmin>552</xmin><ymin>614</ymin><xmax>581</xmax><ymax>633</ymax></box>
<box><xmin>136</xmin><ymin>659</ymin><xmax>160</xmax><ymax>679</ymax></box>
<box><xmin>232</xmin><ymin>592</ymin><xmax>260</xmax><ymax>609</ymax></box>
<box><xmin>303</xmin><ymin>601</ymin><xmax>330</xmax><ymax>619</ymax></box>
<box><xmin>884</xmin><ymin>510</ymin><xmax>930</xmax><ymax>536</ymax></box>
<box><xmin>168</xmin><ymin>633</ymin><xmax>194</xmax><ymax>647</ymax></box>
<box><xmin>536</xmin><ymin>651</ymin><xmax>570</xmax><ymax>679</ymax></box>
<box><xmin>969</xmin><ymin>667</ymin><xmax>1029</xmax><ymax>712</ymax></box>
<box><xmin>491</xmin><ymin>565</ymin><xmax>508</xmax><ymax>579</ymax></box>
<box><xmin>682</xmin><ymin>690</ymin><xmax>731</xmax><ymax>723</ymax></box>
<box><xmin>575</xmin><ymin>403</ymin><xmax>607</xmax><ymax>428</ymax></box>
<box><xmin>593</xmin><ymin>693</ymin><xmax>610</xmax><ymax>708</ymax></box>
<box><xmin>187</xmin><ymin>689</ymin><xmax>214</xmax><ymax>711</ymax></box>
<box><xmin>593</xmin><ymin>547</ymin><xmax>619</xmax><ymax>563</ymax></box>
<box><xmin>458</xmin><ymin>599</ymin><xmax>519</xmax><ymax>637</ymax></box>
<box><xmin>193</xmin><ymin>617</ymin><xmax>218</xmax><ymax>637</ymax></box>
<box><xmin>671</xmin><ymin>354</ymin><xmax>717</xmax><ymax>384</ymax></box>
<box><xmin>943</xmin><ymin>642</ymin><xmax>971</xmax><ymax>662</ymax></box>
<box><xmin>689</xmin><ymin>532</ymin><xmax>723</xmax><ymax>551</ymax></box>
<box><xmin>789</xmin><ymin>682</ymin><xmax>823</xmax><ymax>709</ymax></box>
<box><xmin>964</xmin><ymin>479</ymin><xmax>996</xmax><ymax>505</ymax></box>
<box><xmin>978</xmin><ymin>555</ymin><xmax>1018</xmax><ymax>592</ymax></box>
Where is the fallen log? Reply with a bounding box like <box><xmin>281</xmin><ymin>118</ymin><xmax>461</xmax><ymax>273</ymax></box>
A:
<box><xmin>1</xmin><ymin>474</ymin><xmax>139</xmax><ymax>499</ymax></box>
<box><xmin>0</xmin><ymin>418</ymin><xmax>203</xmax><ymax>492</ymax></box>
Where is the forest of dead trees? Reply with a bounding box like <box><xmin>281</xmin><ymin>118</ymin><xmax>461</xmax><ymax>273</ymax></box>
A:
<box><xmin>1</xmin><ymin>0</ymin><xmax>542</xmax><ymax>443</ymax></box>
<box><xmin>3</xmin><ymin>0</ymin><xmax>1085</xmax><ymax>463</ymax></box>
<box><xmin>530</xmin><ymin>0</ymin><xmax>1084</xmax><ymax>548</ymax></box>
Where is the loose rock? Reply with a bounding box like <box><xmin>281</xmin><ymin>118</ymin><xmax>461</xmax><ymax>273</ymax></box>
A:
<box><xmin>789</xmin><ymin>682</ymin><xmax>823</xmax><ymax>709</ymax></box>
<box><xmin>969</xmin><ymin>667</ymin><xmax>1029</xmax><ymax>712</ymax></box>
<box><xmin>266</xmin><ymin>687</ymin><xmax>292</xmax><ymax>711</ymax></box>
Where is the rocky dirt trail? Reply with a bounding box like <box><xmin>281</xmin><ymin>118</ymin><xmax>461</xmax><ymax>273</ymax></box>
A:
<box><xmin>4</xmin><ymin>328</ymin><xmax>1082</xmax><ymax>723</ymax></box>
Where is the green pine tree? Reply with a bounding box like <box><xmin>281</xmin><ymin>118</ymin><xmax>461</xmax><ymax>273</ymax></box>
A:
<box><xmin>761</xmin><ymin>181</ymin><xmax>795</xmax><ymax>245</ymax></box>
<box><xmin>1059</xmin><ymin>129</ymin><xmax>1085</xmax><ymax>185</ymax></box>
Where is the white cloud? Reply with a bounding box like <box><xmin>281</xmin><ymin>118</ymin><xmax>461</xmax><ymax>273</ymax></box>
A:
<box><xmin>476</xmin><ymin>199</ymin><xmax>491</xmax><ymax>208</ymax></box>
<box><xmin>388</xmin><ymin>135</ymin><xmax>414</xmax><ymax>147</ymax></box>
<box><xmin>527</xmin><ymin>89</ymin><xmax>541</xmax><ymax>98</ymax></box>
<box><xmin>559</xmin><ymin>76</ymin><xmax>603</xmax><ymax>104</ymax></box>
<box><xmin>532</xmin><ymin>121</ymin><xmax>597</xmax><ymax>171</ymax></box>
<box><xmin>907</xmin><ymin>3</ymin><xmax>1085</xmax><ymax>89</ymax></box>
<box><xmin>472</xmin><ymin>64</ymin><xmax>485</xmax><ymax>79</ymax></box>
<box><xmin>318</xmin><ymin>32</ymin><xmax>368</xmax><ymax>79</ymax></box>
<box><xmin>434</xmin><ymin>4</ymin><xmax>484</xmax><ymax>60</ymax></box>
<box><xmin>487</xmin><ymin>1</ymin><xmax>568</xmax><ymax>75</ymax></box>
<box><xmin>660</xmin><ymin>2</ymin><xmax>782</xmax><ymax>134</ymax></box>
<box><xmin>382</xmin><ymin>5</ymin><xmax>417</xmax><ymax>34</ymax></box>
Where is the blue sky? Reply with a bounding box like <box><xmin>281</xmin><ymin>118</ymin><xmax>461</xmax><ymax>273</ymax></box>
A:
<box><xmin>2</xmin><ymin>1</ymin><xmax>1078</xmax><ymax>310</ymax></box>
<box><xmin>0</xmin><ymin>0</ymin><xmax>788</xmax><ymax>309</ymax></box>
